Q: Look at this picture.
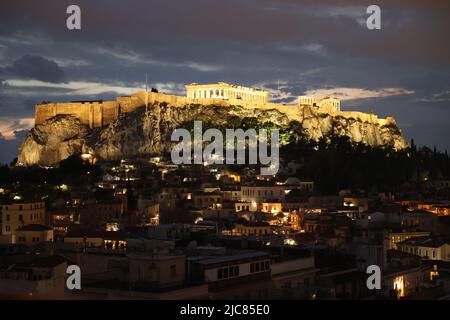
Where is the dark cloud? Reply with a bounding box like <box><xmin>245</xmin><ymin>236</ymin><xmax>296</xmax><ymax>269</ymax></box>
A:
<box><xmin>0</xmin><ymin>1</ymin><xmax>449</xmax><ymax>66</ymax></box>
<box><xmin>258</xmin><ymin>0</ymin><xmax>450</xmax><ymax>11</ymax></box>
<box><xmin>9</xmin><ymin>55</ymin><xmax>65</xmax><ymax>83</ymax></box>
<box><xmin>0</xmin><ymin>131</ymin><xmax>26</xmax><ymax>165</ymax></box>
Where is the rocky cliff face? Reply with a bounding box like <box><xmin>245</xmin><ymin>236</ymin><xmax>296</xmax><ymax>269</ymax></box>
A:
<box><xmin>297</xmin><ymin>106</ymin><xmax>407</xmax><ymax>150</ymax></box>
<box><xmin>17</xmin><ymin>103</ymin><xmax>407</xmax><ymax>166</ymax></box>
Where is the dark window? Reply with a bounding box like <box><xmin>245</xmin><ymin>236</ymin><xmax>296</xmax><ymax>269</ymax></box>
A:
<box><xmin>228</xmin><ymin>266</ymin><xmax>240</xmax><ymax>277</ymax></box>
<box><xmin>170</xmin><ymin>265</ymin><xmax>176</xmax><ymax>277</ymax></box>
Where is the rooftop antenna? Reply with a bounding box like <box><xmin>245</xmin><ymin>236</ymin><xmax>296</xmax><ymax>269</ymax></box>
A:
<box><xmin>145</xmin><ymin>72</ymin><xmax>148</xmax><ymax>93</ymax></box>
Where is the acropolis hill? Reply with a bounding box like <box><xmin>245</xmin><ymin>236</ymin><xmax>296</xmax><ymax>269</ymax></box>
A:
<box><xmin>19</xmin><ymin>82</ymin><xmax>407</xmax><ymax>166</ymax></box>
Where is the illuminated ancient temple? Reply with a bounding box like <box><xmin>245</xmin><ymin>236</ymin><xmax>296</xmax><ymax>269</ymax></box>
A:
<box><xmin>185</xmin><ymin>82</ymin><xmax>270</xmax><ymax>104</ymax></box>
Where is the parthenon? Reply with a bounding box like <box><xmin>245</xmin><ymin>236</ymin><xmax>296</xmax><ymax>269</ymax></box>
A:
<box><xmin>185</xmin><ymin>82</ymin><xmax>270</xmax><ymax>105</ymax></box>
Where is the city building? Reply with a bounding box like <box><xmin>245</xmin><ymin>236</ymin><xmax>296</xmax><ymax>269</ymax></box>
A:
<box><xmin>64</xmin><ymin>231</ymin><xmax>128</xmax><ymax>252</ymax></box>
<box><xmin>0</xmin><ymin>255</ymin><xmax>68</xmax><ymax>298</ymax></box>
<box><xmin>383</xmin><ymin>250</ymin><xmax>434</xmax><ymax>299</ymax></box>
<box><xmin>241</xmin><ymin>185</ymin><xmax>286</xmax><ymax>203</ymax></box>
<box><xmin>283</xmin><ymin>177</ymin><xmax>314</xmax><ymax>193</ymax></box>
<box><xmin>400</xmin><ymin>210</ymin><xmax>439</xmax><ymax>233</ymax></box>
<box><xmin>188</xmin><ymin>251</ymin><xmax>272</xmax><ymax>299</ymax></box>
<box><xmin>47</xmin><ymin>210</ymin><xmax>72</xmax><ymax>238</ymax></box>
<box><xmin>0</xmin><ymin>201</ymin><xmax>46</xmax><ymax>244</ymax></box>
<box><xmin>15</xmin><ymin>224</ymin><xmax>54</xmax><ymax>245</ymax></box>
<box><xmin>232</xmin><ymin>222</ymin><xmax>273</xmax><ymax>236</ymax></box>
<box><xmin>148</xmin><ymin>224</ymin><xmax>193</xmax><ymax>241</ymax></box>
<box><xmin>387</xmin><ymin>229</ymin><xmax>431</xmax><ymax>250</ymax></box>
<box><xmin>270</xmin><ymin>255</ymin><xmax>318</xmax><ymax>296</ymax></box>
<box><xmin>235</xmin><ymin>202</ymin><xmax>257</xmax><ymax>212</ymax></box>
<box><xmin>192</xmin><ymin>191</ymin><xmax>223</xmax><ymax>209</ymax></box>
<box><xmin>79</xmin><ymin>200</ymin><xmax>124</xmax><ymax>231</ymax></box>
<box><xmin>396</xmin><ymin>237</ymin><xmax>450</xmax><ymax>261</ymax></box>
<box><xmin>128</xmin><ymin>254</ymin><xmax>186</xmax><ymax>289</ymax></box>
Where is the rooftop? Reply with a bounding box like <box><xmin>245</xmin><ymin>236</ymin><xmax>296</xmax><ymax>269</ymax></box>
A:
<box><xmin>10</xmin><ymin>255</ymin><xmax>68</xmax><ymax>269</ymax></box>
<box><xmin>65</xmin><ymin>230</ymin><xmax>130</xmax><ymax>240</ymax></box>
<box><xmin>397</xmin><ymin>236</ymin><xmax>448</xmax><ymax>248</ymax></box>
<box><xmin>408</xmin><ymin>209</ymin><xmax>436</xmax><ymax>217</ymax></box>
<box><xmin>193</xmin><ymin>251</ymin><xmax>269</xmax><ymax>266</ymax></box>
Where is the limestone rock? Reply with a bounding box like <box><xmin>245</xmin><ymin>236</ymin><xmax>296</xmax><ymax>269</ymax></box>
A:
<box><xmin>18</xmin><ymin>115</ymin><xmax>88</xmax><ymax>166</ymax></box>
<box><xmin>17</xmin><ymin>103</ymin><xmax>407</xmax><ymax>166</ymax></box>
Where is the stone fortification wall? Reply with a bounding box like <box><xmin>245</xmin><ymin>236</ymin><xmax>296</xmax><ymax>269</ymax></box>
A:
<box><xmin>35</xmin><ymin>91</ymin><xmax>391</xmax><ymax>128</ymax></box>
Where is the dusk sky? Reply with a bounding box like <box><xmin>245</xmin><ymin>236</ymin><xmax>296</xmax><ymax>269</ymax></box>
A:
<box><xmin>0</xmin><ymin>0</ymin><xmax>449</xmax><ymax>164</ymax></box>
